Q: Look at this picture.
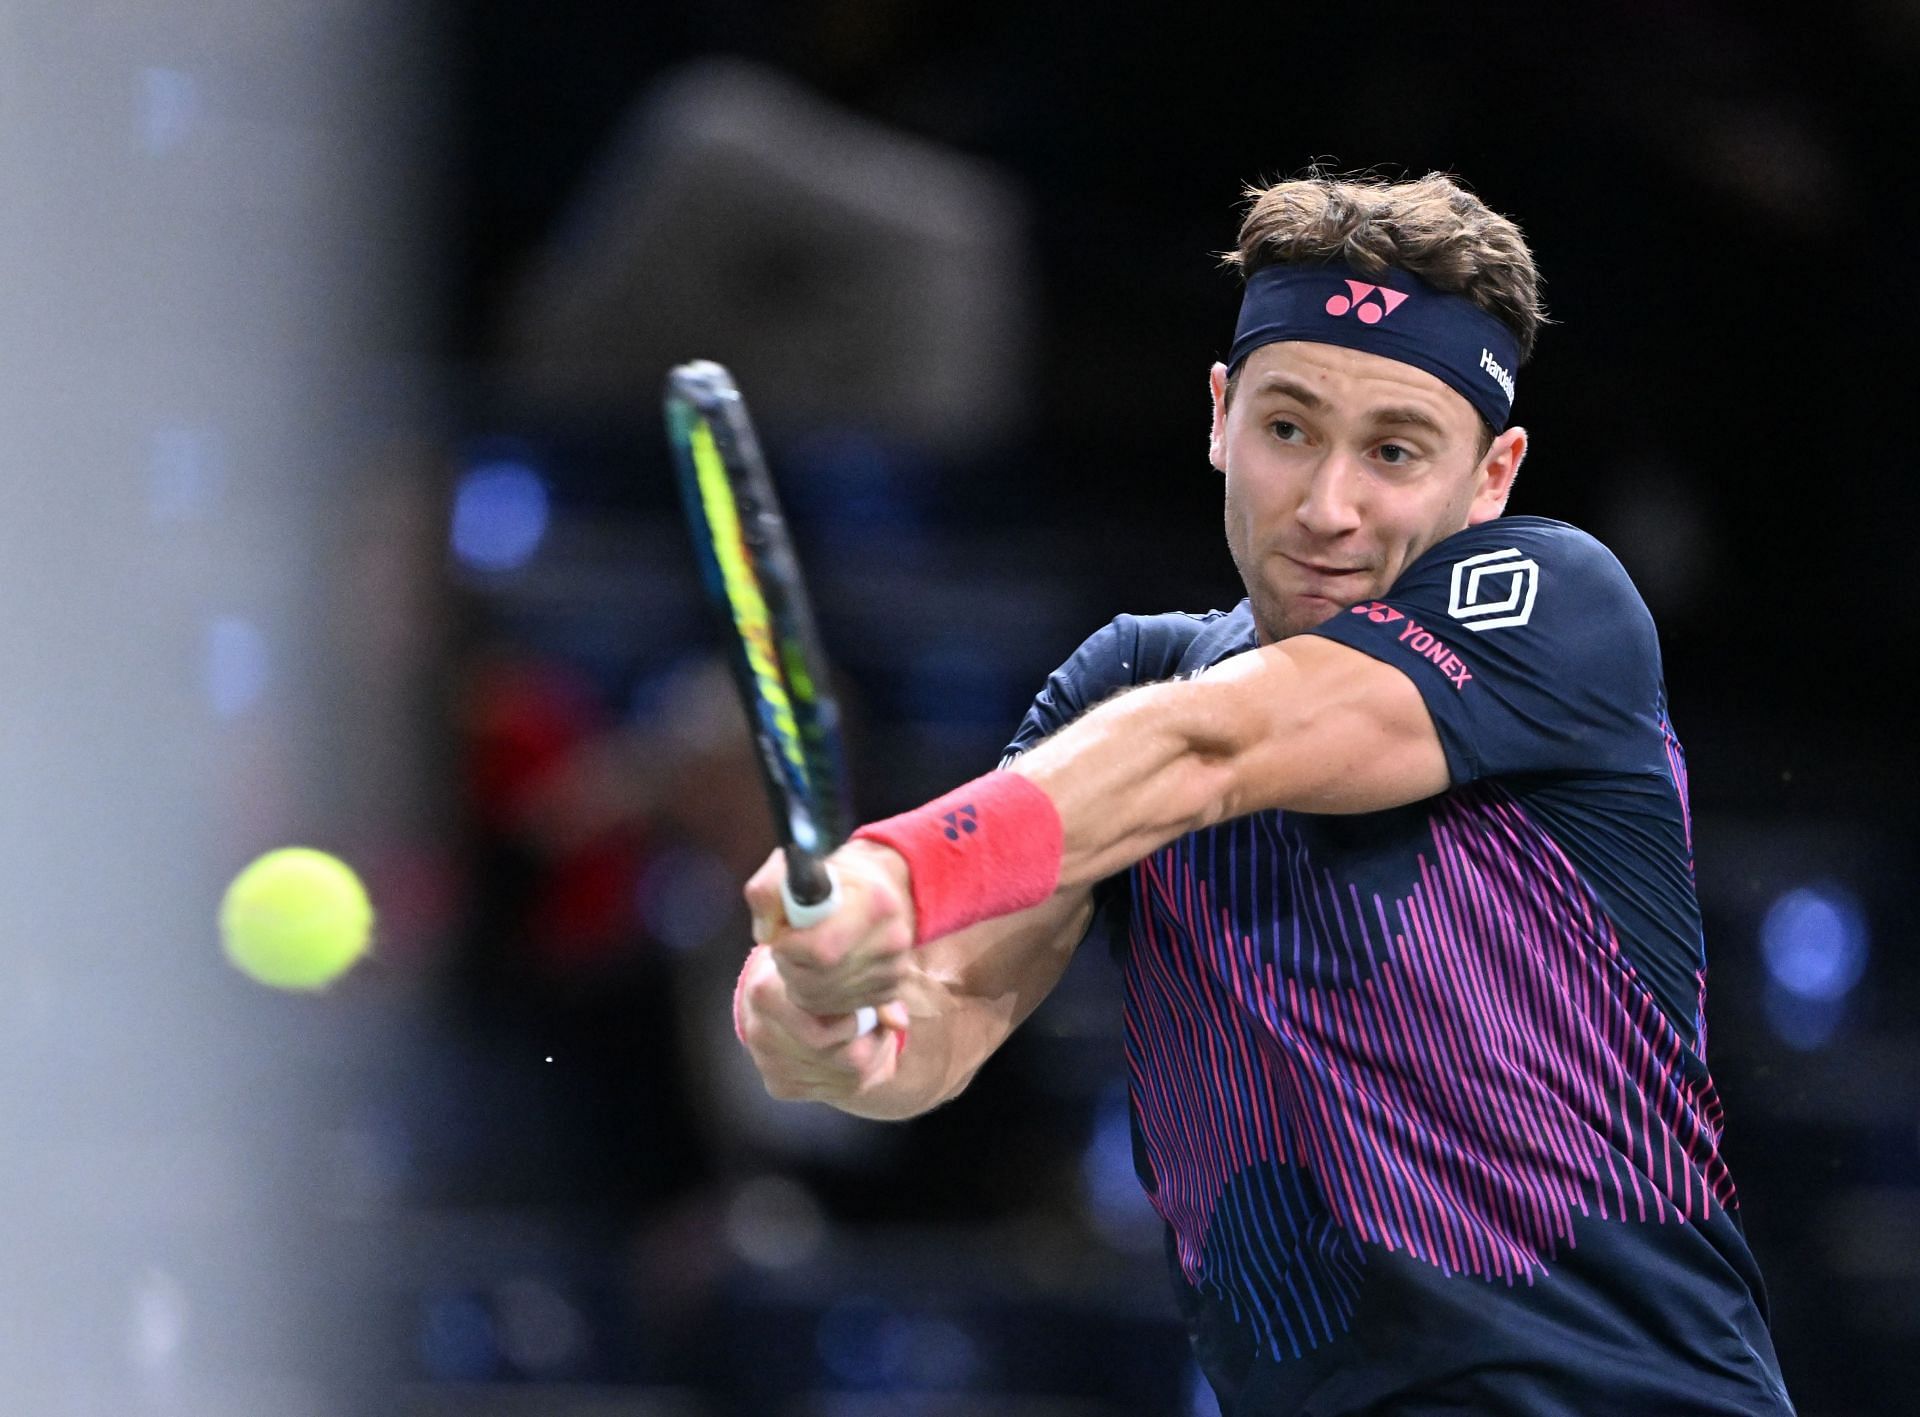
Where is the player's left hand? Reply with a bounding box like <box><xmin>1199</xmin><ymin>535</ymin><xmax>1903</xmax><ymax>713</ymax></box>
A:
<box><xmin>745</xmin><ymin>839</ymin><xmax>918</xmax><ymax>1016</ymax></box>
<box><xmin>732</xmin><ymin>944</ymin><xmax>910</xmax><ymax>1104</ymax></box>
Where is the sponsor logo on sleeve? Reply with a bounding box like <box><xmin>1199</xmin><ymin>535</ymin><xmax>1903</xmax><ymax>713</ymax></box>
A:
<box><xmin>1350</xmin><ymin>602</ymin><xmax>1473</xmax><ymax>689</ymax></box>
<box><xmin>1446</xmin><ymin>547</ymin><xmax>1538</xmax><ymax>632</ymax></box>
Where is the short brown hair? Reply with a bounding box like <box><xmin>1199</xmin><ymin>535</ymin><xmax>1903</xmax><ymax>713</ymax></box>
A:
<box><xmin>1225</xmin><ymin>169</ymin><xmax>1547</xmax><ymax>364</ymax></box>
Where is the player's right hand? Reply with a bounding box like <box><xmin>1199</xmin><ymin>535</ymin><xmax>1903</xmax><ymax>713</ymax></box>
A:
<box><xmin>744</xmin><ymin>840</ymin><xmax>918</xmax><ymax>1017</ymax></box>
<box><xmin>732</xmin><ymin>943</ymin><xmax>911</xmax><ymax>1103</ymax></box>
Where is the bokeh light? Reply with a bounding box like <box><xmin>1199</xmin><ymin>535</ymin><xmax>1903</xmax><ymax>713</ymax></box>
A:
<box><xmin>1083</xmin><ymin>1079</ymin><xmax>1160</xmax><ymax>1253</ymax></box>
<box><xmin>725</xmin><ymin>1174</ymin><xmax>827</xmax><ymax>1270</ymax></box>
<box><xmin>418</xmin><ymin>1292</ymin><xmax>499</xmax><ymax>1382</ymax></box>
<box><xmin>203</xmin><ymin>615</ymin><xmax>268</xmax><ymax>720</ymax></box>
<box><xmin>1760</xmin><ymin>885</ymin><xmax>1869</xmax><ymax>1002</ymax></box>
<box><xmin>450</xmin><ymin>460</ymin><xmax>550</xmax><ymax>573</ymax></box>
<box><xmin>1762</xmin><ymin>982</ymin><xmax>1848</xmax><ymax>1053</ymax></box>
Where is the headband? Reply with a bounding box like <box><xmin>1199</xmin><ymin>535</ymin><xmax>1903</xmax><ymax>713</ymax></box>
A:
<box><xmin>1228</xmin><ymin>262</ymin><xmax>1521</xmax><ymax>432</ymax></box>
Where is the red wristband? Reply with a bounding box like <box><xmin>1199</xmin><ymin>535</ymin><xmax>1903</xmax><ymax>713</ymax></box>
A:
<box><xmin>851</xmin><ymin>770</ymin><xmax>1063</xmax><ymax>944</ymax></box>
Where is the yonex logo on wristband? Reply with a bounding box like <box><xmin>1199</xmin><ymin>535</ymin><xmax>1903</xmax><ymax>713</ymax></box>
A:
<box><xmin>1447</xmin><ymin>547</ymin><xmax>1539</xmax><ymax>631</ymax></box>
<box><xmin>942</xmin><ymin>805</ymin><xmax>978</xmax><ymax>841</ymax></box>
<box><xmin>1324</xmin><ymin>279</ymin><xmax>1409</xmax><ymax>325</ymax></box>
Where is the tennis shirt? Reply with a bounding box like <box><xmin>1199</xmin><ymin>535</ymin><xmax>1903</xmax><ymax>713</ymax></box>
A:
<box><xmin>1003</xmin><ymin>517</ymin><xmax>1794</xmax><ymax>1416</ymax></box>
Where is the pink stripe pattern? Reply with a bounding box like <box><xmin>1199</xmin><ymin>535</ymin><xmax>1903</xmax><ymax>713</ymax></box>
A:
<box><xmin>1122</xmin><ymin>783</ymin><xmax>1738</xmax><ymax>1360</ymax></box>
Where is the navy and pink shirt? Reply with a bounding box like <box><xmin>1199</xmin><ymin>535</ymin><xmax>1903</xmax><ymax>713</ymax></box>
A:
<box><xmin>1004</xmin><ymin>517</ymin><xmax>1794</xmax><ymax>1416</ymax></box>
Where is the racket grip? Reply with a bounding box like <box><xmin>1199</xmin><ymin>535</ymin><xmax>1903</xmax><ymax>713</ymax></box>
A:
<box><xmin>779</xmin><ymin>863</ymin><xmax>840</xmax><ymax>929</ymax></box>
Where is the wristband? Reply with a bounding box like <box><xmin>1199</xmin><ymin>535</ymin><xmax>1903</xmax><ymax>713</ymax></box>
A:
<box><xmin>851</xmin><ymin>770</ymin><xmax>1063</xmax><ymax>944</ymax></box>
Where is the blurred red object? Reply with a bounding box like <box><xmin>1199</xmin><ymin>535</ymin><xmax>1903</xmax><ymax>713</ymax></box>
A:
<box><xmin>462</xmin><ymin>652</ymin><xmax>649</xmax><ymax>973</ymax></box>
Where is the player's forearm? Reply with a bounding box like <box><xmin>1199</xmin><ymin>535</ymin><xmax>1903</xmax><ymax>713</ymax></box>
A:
<box><xmin>838</xmin><ymin>678</ymin><xmax>1257</xmax><ymax>946</ymax></box>
<box><xmin>1010</xmin><ymin>669</ymin><xmax>1288</xmax><ymax>888</ymax></box>
<box><xmin>858</xmin><ymin>642</ymin><xmax>1433</xmax><ymax>949</ymax></box>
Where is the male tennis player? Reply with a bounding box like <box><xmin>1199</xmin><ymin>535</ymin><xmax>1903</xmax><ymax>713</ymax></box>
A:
<box><xmin>733</xmin><ymin>171</ymin><xmax>1794</xmax><ymax>1414</ymax></box>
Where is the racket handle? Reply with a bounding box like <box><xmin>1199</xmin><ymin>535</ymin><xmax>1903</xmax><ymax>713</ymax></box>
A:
<box><xmin>777</xmin><ymin>865</ymin><xmax>878</xmax><ymax>1039</ymax></box>
<box><xmin>779</xmin><ymin>862</ymin><xmax>840</xmax><ymax>928</ymax></box>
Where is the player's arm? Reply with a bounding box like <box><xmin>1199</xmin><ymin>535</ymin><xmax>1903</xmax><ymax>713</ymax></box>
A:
<box><xmin>754</xmin><ymin>634</ymin><xmax>1441</xmax><ymax>1022</ymax></box>
<box><xmin>736</xmin><ymin>855</ymin><xmax>1092</xmax><ymax>1121</ymax></box>
<box><xmin>1018</xmin><ymin>632</ymin><xmax>1447</xmax><ymax>887</ymax></box>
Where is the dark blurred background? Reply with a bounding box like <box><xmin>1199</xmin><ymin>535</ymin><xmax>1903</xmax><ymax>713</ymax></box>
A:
<box><xmin>388</xmin><ymin>5</ymin><xmax>1917</xmax><ymax>1413</ymax></box>
<box><xmin>2</xmin><ymin>3</ymin><xmax>1913</xmax><ymax>1415</ymax></box>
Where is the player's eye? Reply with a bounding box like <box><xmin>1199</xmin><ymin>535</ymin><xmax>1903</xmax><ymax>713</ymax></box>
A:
<box><xmin>1376</xmin><ymin>442</ymin><xmax>1414</xmax><ymax>465</ymax></box>
<box><xmin>1269</xmin><ymin>419</ymin><xmax>1305</xmax><ymax>443</ymax></box>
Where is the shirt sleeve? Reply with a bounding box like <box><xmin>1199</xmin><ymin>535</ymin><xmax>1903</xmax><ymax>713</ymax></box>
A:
<box><xmin>1308</xmin><ymin>519</ymin><xmax>1668</xmax><ymax>784</ymax></box>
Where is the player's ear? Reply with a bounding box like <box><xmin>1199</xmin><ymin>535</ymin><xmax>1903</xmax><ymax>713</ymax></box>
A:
<box><xmin>1467</xmin><ymin>425</ymin><xmax>1527</xmax><ymax>524</ymax></box>
<box><xmin>1208</xmin><ymin>362</ymin><xmax>1229</xmax><ymax>472</ymax></box>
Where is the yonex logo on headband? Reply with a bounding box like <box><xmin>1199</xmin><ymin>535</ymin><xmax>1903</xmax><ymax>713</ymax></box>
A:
<box><xmin>1479</xmin><ymin>348</ymin><xmax>1516</xmax><ymax>402</ymax></box>
<box><xmin>1325</xmin><ymin>280</ymin><xmax>1410</xmax><ymax>325</ymax></box>
<box><xmin>1230</xmin><ymin>262</ymin><xmax>1522</xmax><ymax>431</ymax></box>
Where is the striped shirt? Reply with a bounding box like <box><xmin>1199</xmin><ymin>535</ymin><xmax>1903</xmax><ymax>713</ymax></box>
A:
<box><xmin>1005</xmin><ymin>518</ymin><xmax>1793</xmax><ymax>1415</ymax></box>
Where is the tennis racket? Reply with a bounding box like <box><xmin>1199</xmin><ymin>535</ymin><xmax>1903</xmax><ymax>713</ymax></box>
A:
<box><xmin>663</xmin><ymin>360</ymin><xmax>875</xmax><ymax>1034</ymax></box>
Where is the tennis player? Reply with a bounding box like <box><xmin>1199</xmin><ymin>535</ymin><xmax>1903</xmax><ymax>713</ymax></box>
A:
<box><xmin>733</xmin><ymin>170</ymin><xmax>1794</xmax><ymax>1415</ymax></box>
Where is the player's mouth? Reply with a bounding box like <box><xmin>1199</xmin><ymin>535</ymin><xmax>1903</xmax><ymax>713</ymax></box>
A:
<box><xmin>1279</xmin><ymin>552</ymin><xmax>1370</xmax><ymax>589</ymax></box>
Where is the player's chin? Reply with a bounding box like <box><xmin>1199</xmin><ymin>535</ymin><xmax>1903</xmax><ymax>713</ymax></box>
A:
<box><xmin>1296</xmin><ymin>592</ymin><xmax>1350</xmax><ymax>626</ymax></box>
<box><xmin>1259</xmin><ymin>590</ymin><xmax>1348</xmax><ymax>642</ymax></box>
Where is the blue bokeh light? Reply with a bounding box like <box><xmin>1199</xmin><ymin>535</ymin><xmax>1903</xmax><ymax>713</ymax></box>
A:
<box><xmin>418</xmin><ymin>1292</ymin><xmax>500</xmax><ymax>1382</ymax></box>
<box><xmin>784</xmin><ymin>428</ymin><xmax>923</xmax><ymax>532</ymax></box>
<box><xmin>1081</xmin><ymin>1082</ymin><xmax>1137</xmax><ymax>1213</ymax></box>
<box><xmin>1762</xmin><ymin>981</ymin><xmax>1847</xmax><ymax>1053</ymax></box>
<box><xmin>892</xmin><ymin>1314</ymin><xmax>978</xmax><ymax>1391</ymax></box>
<box><xmin>1188</xmin><ymin>1358</ymin><xmax>1225</xmax><ymax>1417</ymax></box>
<box><xmin>451</xmin><ymin>461</ymin><xmax>549</xmax><ymax>572</ymax></box>
<box><xmin>816</xmin><ymin>1296</ymin><xmax>902</xmax><ymax>1389</ymax></box>
<box><xmin>1760</xmin><ymin>885</ymin><xmax>1868</xmax><ymax>1002</ymax></box>
<box><xmin>815</xmin><ymin>1299</ymin><xmax>979</xmax><ymax>1393</ymax></box>
<box><xmin>1082</xmin><ymin>1079</ymin><xmax>1159</xmax><ymax>1252</ymax></box>
<box><xmin>138</xmin><ymin>68</ymin><xmax>198</xmax><ymax>155</ymax></box>
<box><xmin>204</xmin><ymin>615</ymin><xmax>267</xmax><ymax>720</ymax></box>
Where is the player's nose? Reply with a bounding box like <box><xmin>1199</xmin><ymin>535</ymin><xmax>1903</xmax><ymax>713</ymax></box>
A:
<box><xmin>1293</xmin><ymin>452</ymin><xmax>1365</xmax><ymax>537</ymax></box>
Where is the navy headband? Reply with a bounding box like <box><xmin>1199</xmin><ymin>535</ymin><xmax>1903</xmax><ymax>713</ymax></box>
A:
<box><xmin>1229</xmin><ymin>262</ymin><xmax>1521</xmax><ymax>432</ymax></box>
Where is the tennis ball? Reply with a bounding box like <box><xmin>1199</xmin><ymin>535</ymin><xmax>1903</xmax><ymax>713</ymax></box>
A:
<box><xmin>219</xmin><ymin>847</ymin><xmax>373</xmax><ymax>990</ymax></box>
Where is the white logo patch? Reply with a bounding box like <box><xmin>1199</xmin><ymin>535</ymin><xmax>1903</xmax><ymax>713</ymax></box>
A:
<box><xmin>1447</xmin><ymin>547</ymin><xmax>1539</xmax><ymax>632</ymax></box>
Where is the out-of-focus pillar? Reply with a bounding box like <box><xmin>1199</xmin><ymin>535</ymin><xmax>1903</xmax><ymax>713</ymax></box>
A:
<box><xmin>0</xmin><ymin>3</ymin><xmax>437</xmax><ymax>1412</ymax></box>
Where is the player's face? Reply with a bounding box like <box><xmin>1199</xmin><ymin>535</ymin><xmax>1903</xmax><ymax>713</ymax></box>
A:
<box><xmin>1209</xmin><ymin>341</ymin><xmax>1528</xmax><ymax>643</ymax></box>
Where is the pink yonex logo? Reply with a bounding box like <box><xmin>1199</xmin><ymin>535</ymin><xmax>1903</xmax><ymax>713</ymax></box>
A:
<box><xmin>1350</xmin><ymin>601</ymin><xmax>1473</xmax><ymax>689</ymax></box>
<box><xmin>1324</xmin><ymin>279</ymin><xmax>1409</xmax><ymax>324</ymax></box>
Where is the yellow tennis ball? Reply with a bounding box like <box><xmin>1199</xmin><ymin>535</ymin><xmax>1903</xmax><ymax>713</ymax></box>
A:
<box><xmin>219</xmin><ymin>847</ymin><xmax>373</xmax><ymax>990</ymax></box>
